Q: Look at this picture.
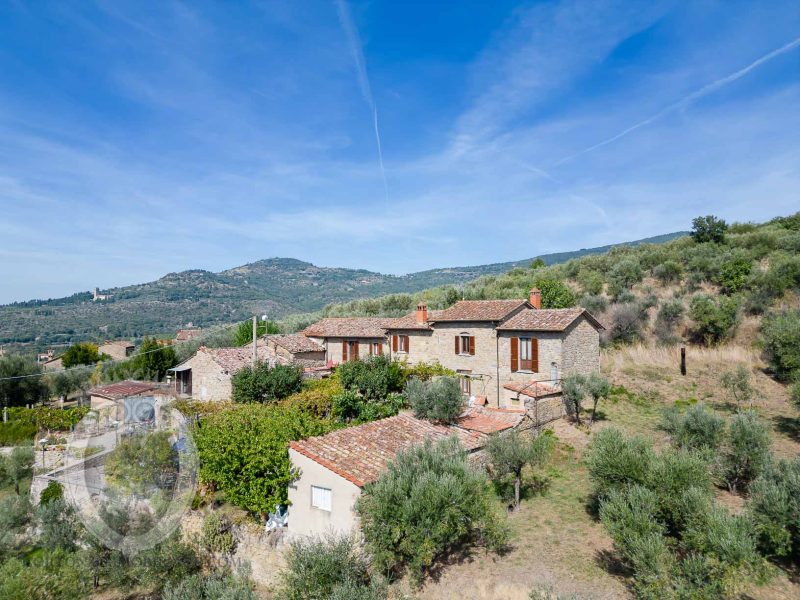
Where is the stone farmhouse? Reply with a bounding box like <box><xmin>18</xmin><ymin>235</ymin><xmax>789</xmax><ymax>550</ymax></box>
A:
<box><xmin>169</xmin><ymin>334</ymin><xmax>326</xmax><ymax>402</ymax></box>
<box><xmin>384</xmin><ymin>289</ymin><xmax>603</xmax><ymax>410</ymax></box>
<box><xmin>288</xmin><ymin>408</ymin><xmax>522</xmax><ymax>538</ymax></box>
<box><xmin>301</xmin><ymin>317</ymin><xmax>391</xmax><ymax>363</ymax></box>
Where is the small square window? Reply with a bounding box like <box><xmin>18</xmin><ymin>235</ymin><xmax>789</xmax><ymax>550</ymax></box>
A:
<box><xmin>311</xmin><ymin>485</ymin><xmax>332</xmax><ymax>511</ymax></box>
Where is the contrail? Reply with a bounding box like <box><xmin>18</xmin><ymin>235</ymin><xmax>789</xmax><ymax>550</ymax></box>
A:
<box><xmin>553</xmin><ymin>36</ymin><xmax>800</xmax><ymax>167</ymax></box>
<box><xmin>335</xmin><ymin>0</ymin><xmax>389</xmax><ymax>206</ymax></box>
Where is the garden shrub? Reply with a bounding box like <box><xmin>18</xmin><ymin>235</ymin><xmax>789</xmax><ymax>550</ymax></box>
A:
<box><xmin>39</xmin><ymin>480</ymin><xmax>64</xmax><ymax>505</ymax></box>
<box><xmin>331</xmin><ymin>389</ymin><xmax>404</xmax><ymax>424</ymax></box>
<box><xmin>405</xmin><ymin>376</ymin><xmax>464</xmax><ymax>423</ymax></box>
<box><xmin>338</xmin><ymin>354</ymin><xmax>406</xmax><ymax>400</ymax></box>
<box><xmin>688</xmin><ymin>294</ymin><xmax>740</xmax><ymax>345</ymax></box>
<box><xmin>276</xmin><ymin>533</ymin><xmax>375</xmax><ymax>600</ymax></box>
<box><xmin>232</xmin><ymin>363</ymin><xmax>303</xmax><ymax>403</ymax></box>
<box><xmin>761</xmin><ymin>309</ymin><xmax>800</xmax><ymax>381</ymax></box>
<box><xmin>747</xmin><ymin>457</ymin><xmax>800</xmax><ymax>561</ymax></box>
<box><xmin>720</xmin><ymin>410</ymin><xmax>771</xmax><ymax>493</ymax></box>
<box><xmin>355</xmin><ymin>437</ymin><xmax>509</xmax><ymax>583</ymax></box>
<box><xmin>402</xmin><ymin>360</ymin><xmax>455</xmax><ymax>381</ymax></box>
<box><xmin>201</xmin><ymin>512</ymin><xmax>236</xmax><ymax>555</ymax></box>
<box><xmin>279</xmin><ymin>375</ymin><xmax>343</xmax><ymax>418</ymax></box>
<box><xmin>0</xmin><ymin>548</ymin><xmax>91</xmax><ymax>600</ymax></box>
<box><xmin>0</xmin><ymin>420</ymin><xmax>37</xmax><ymax>446</ymax></box>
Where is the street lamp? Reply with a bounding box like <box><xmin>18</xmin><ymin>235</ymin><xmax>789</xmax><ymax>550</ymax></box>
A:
<box><xmin>39</xmin><ymin>437</ymin><xmax>48</xmax><ymax>468</ymax></box>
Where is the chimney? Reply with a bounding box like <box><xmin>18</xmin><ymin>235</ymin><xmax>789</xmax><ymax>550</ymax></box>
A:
<box><xmin>415</xmin><ymin>303</ymin><xmax>428</xmax><ymax>324</ymax></box>
<box><xmin>529</xmin><ymin>288</ymin><xmax>541</xmax><ymax>309</ymax></box>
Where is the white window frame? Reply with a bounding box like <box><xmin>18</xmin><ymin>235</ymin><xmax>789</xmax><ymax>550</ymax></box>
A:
<box><xmin>311</xmin><ymin>485</ymin><xmax>332</xmax><ymax>511</ymax></box>
<box><xmin>371</xmin><ymin>341</ymin><xmax>381</xmax><ymax>355</ymax></box>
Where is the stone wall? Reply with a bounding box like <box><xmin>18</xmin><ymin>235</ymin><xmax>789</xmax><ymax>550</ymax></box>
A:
<box><xmin>561</xmin><ymin>316</ymin><xmax>600</xmax><ymax>376</ymax></box>
<box><xmin>186</xmin><ymin>350</ymin><xmax>233</xmax><ymax>402</ymax></box>
<box><xmin>314</xmin><ymin>336</ymin><xmax>388</xmax><ymax>364</ymax></box>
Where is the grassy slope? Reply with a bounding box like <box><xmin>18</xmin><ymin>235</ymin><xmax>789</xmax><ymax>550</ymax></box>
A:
<box><xmin>403</xmin><ymin>343</ymin><xmax>799</xmax><ymax>599</ymax></box>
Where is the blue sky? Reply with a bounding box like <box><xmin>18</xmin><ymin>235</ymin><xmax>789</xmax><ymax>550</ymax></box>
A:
<box><xmin>0</xmin><ymin>1</ymin><xmax>798</xmax><ymax>303</ymax></box>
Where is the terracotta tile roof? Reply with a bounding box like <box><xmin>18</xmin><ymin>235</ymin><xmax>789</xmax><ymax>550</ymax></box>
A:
<box><xmin>384</xmin><ymin>310</ymin><xmax>443</xmax><ymax>331</ymax></box>
<box><xmin>429</xmin><ymin>300</ymin><xmax>527</xmax><ymax>322</ymax></box>
<box><xmin>454</xmin><ymin>407</ymin><xmax>524</xmax><ymax>434</ymax></box>
<box><xmin>268</xmin><ymin>333</ymin><xmax>324</xmax><ymax>354</ymax></box>
<box><xmin>290</xmin><ymin>412</ymin><xmax>489</xmax><ymax>487</ymax></box>
<box><xmin>497</xmin><ymin>307</ymin><xmax>604</xmax><ymax>331</ymax></box>
<box><xmin>176</xmin><ymin>328</ymin><xmax>202</xmax><ymax>341</ymax></box>
<box><xmin>101</xmin><ymin>340</ymin><xmax>134</xmax><ymax>348</ymax></box>
<box><xmin>200</xmin><ymin>342</ymin><xmax>278</xmax><ymax>373</ymax></box>
<box><xmin>503</xmin><ymin>380</ymin><xmax>561</xmax><ymax>398</ymax></box>
<box><xmin>90</xmin><ymin>380</ymin><xmax>159</xmax><ymax>400</ymax></box>
<box><xmin>301</xmin><ymin>317</ymin><xmax>391</xmax><ymax>338</ymax></box>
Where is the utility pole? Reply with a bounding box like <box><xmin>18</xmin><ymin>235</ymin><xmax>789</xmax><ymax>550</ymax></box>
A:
<box><xmin>252</xmin><ymin>315</ymin><xmax>258</xmax><ymax>368</ymax></box>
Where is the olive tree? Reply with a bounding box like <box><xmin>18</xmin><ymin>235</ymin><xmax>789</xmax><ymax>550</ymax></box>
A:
<box><xmin>486</xmin><ymin>429</ymin><xmax>555</xmax><ymax>509</ymax></box>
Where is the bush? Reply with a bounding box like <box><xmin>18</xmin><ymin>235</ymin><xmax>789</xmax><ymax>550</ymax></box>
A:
<box><xmin>405</xmin><ymin>376</ymin><xmax>464</xmax><ymax>423</ymax></box>
<box><xmin>0</xmin><ymin>548</ymin><xmax>91</xmax><ymax>600</ymax></box>
<box><xmin>653</xmin><ymin>260</ymin><xmax>683</xmax><ymax>284</ymax></box>
<box><xmin>761</xmin><ymin>309</ymin><xmax>800</xmax><ymax>381</ymax></box>
<box><xmin>232</xmin><ymin>362</ymin><xmax>303</xmax><ymax>403</ymax></box>
<box><xmin>1</xmin><ymin>446</ymin><xmax>34</xmax><ymax>495</ymax></box>
<box><xmin>654</xmin><ymin>299</ymin><xmax>684</xmax><ymax>343</ymax></box>
<box><xmin>39</xmin><ymin>480</ymin><xmax>64</xmax><ymax>505</ymax></box>
<box><xmin>692</xmin><ymin>215</ymin><xmax>728</xmax><ymax>244</ymax></box>
<box><xmin>338</xmin><ymin>355</ymin><xmax>406</xmax><ymax>401</ymax></box>
<box><xmin>402</xmin><ymin>360</ymin><xmax>455</xmax><ymax>381</ymax></box>
<box><xmin>201</xmin><ymin>512</ymin><xmax>236</xmax><ymax>555</ymax></box>
<box><xmin>747</xmin><ymin>457</ymin><xmax>800</xmax><ymax>560</ymax></box>
<box><xmin>193</xmin><ymin>404</ymin><xmax>333</xmax><ymax>515</ymax></box>
<box><xmin>585</xmin><ymin>428</ymin><xmax>656</xmax><ymax>500</ymax></box>
<box><xmin>721</xmin><ymin>410</ymin><xmax>771</xmax><ymax>494</ymax></box>
<box><xmin>331</xmin><ymin>389</ymin><xmax>404</xmax><ymax>424</ymax></box>
<box><xmin>606</xmin><ymin>303</ymin><xmax>644</xmax><ymax>344</ymax></box>
<box><xmin>163</xmin><ymin>569</ymin><xmax>257</xmax><ymax>600</ymax></box>
<box><xmin>276</xmin><ymin>533</ymin><xmax>375</xmax><ymax>600</ymax></box>
<box><xmin>355</xmin><ymin>437</ymin><xmax>509</xmax><ymax>583</ymax></box>
<box><xmin>61</xmin><ymin>342</ymin><xmax>107</xmax><ymax>368</ymax></box>
<box><xmin>688</xmin><ymin>294</ymin><xmax>740</xmax><ymax>345</ymax></box>
<box><xmin>0</xmin><ymin>420</ymin><xmax>37</xmax><ymax>446</ymax></box>
<box><xmin>37</xmin><ymin>497</ymin><xmax>81</xmax><ymax>551</ymax></box>
<box><xmin>660</xmin><ymin>404</ymin><xmax>725</xmax><ymax>454</ymax></box>
<box><xmin>791</xmin><ymin>382</ymin><xmax>800</xmax><ymax>411</ymax></box>
<box><xmin>716</xmin><ymin>256</ymin><xmax>752</xmax><ymax>294</ymax></box>
<box><xmin>647</xmin><ymin>449</ymin><xmax>712</xmax><ymax>533</ymax></box>
<box><xmin>578</xmin><ymin>293</ymin><xmax>607</xmax><ymax>314</ymax></box>
<box><xmin>279</xmin><ymin>375</ymin><xmax>343</xmax><ymax>418</ymax></box>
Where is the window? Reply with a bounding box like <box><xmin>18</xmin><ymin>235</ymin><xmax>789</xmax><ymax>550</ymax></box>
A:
<box><xmin>455</xmin><ymin>334</ymin><xmax>475</xmax><ymax>355</ymax></box>
<box><xmin>519</xmin><ymin>337</ymin><xmax>533</xmax><ymax>371</ymax></box>
<box><xmin>370</xmin><ymin>341</ymin><xmax>382</xmax><ymax>356</ymax></box>
<box><xmin>311</xmin><ymin>486</ymin><xmax>332</xmax><ymax>511</ymax></box>
<box><xmin>397</xmin><ymin>335</ymin><xmax>408</xmax><ymax>353</ymax></box>
<box><xmin>511</xmin><ymin>336</ymin><xmax>538</xmax><ymax>372</ymax></box>
<box><xmin>342</xmin><ymin>340</ymin><xmax>359</xmax><ymax>362</ymax></box>
<box><xmin>459</xmin><ymin>375</ymin><xmax>471</xmax><ymax>396</ymax></box>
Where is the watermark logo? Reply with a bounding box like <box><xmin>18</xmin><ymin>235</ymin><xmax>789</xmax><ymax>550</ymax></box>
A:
<box><xmin>62</xmin><ymin>399</ymin><xmax>198</xmax><ymax>555</ymax></box>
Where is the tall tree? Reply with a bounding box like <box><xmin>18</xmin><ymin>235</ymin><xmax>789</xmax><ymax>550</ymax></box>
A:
<box><xmin>691</xmin><ymin>215</ymin><xmax>728</xmax><ymax>244</ymax></box>
<box><xmin>132</xmin><ymin>338</ymin><xmax>176</xmax><ymax>381</ymax></box>
<box><xmin>61</xmin><ymin>343</ymin><xmax>107</xmax><ymax>368</ymax></box>
<box><xmin>233</xmin><ymin>319</ymin><xmax>280</xmax><ymax>347</ymax></box>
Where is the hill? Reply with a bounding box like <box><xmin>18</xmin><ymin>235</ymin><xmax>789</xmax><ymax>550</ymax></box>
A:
<box><xmin>0</xmin><ymin>232</ymin><xmax>685</xmax><ymax>348</ymax></box>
